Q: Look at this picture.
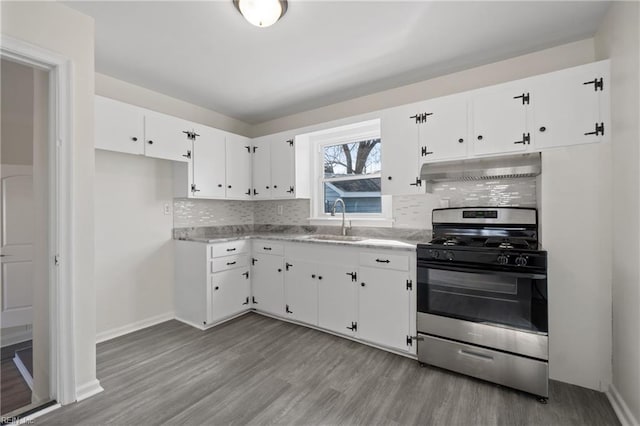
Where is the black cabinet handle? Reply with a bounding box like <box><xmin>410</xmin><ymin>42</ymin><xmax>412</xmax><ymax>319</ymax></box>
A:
<box><xmin>228</xmin><ymin>185</ymin><xmax>232</xmax><ymax>189</ymax></box>
<box><xmin>458</xmin><ymin>138</ymin><xmax>464</xmax><ymax>143</ymax></box>
<box><xmin>277</xmin><ymin>268</ymin><xmax>282</xmax><ymax>272</ymax></box>
<box><xmin>266</xmin><ymin>186</ymin><xmax>270</xmax><ymax>189</ymax></box>
<box><xmin>312</xmin><ymin>274</ymin><xmax>316</xmax><ymax>278</ymax></box>
<box><xmin>218</xmin><ymin>184</ymin><xmax>223</xmax><ymax>188</ymax></box>
<box><xmin>263</xmin><ymin>247</ymin><xmax>272</xmax><ymax>251</ymax></box>
<box><xmin>361</xmin><ymin>282</ymin><xmax>366</xmax><ymax>287</ymax></box>
<box><xmin>214</xmin><ymin>286</ymin><xmax>219</xmax><ymax>290</ymax></box>
<box><xmin>147</xmin><ymin>140</ymin><xmax>154</xmax><ymax>145</ymax></box>
<box><xmin>477</xmin><ymin>135</ymin><xmax>483</xmax><ymax>141</ymax></box>
<box><xmin>132</xmin><ymin>137</ymin><xmax>138</xmax><ymax>142</ymax></box>
<box><xmin>387</xmin><ymin>176</ymin><xmax>392</xmax><ymax>180</ymax></box>
<box><xmin>226</xmin><ymin>261</ymin><xmax>236</xmax><ymax>266</ymax></box>
<box><xmin>376</xmin><ymin>259</ymin><xmax>390</xmax><ymax>264</ymax></box>
<box><xmin>226</xmin><ymin>248</ymin><xmax>236</xmax><ymax>252</ymax></box>
<box><xmin>273</xmin><ymin>185</ymin><xmax>278</xmax><ymax>189</ymax></box>
<box><xmin>539</xmin><ymin>126</ymin><xmax>546</xmax><ymax>132</ymax></box>
<box><xmin>318</xmin><ymin>276</ymin><xmax>323</xmax><ymax>280</ymax></box>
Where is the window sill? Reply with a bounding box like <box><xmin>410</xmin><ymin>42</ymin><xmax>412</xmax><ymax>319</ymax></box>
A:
<box><xmin>308</xmin><ymin>217</ymin><xmax>394</xmax><ymax>228</ymax></box>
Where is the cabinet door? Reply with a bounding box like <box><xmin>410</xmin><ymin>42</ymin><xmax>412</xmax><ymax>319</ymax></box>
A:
<box><xmin>533</xmin><ymin>62</ymin><xmax>608</xmax><ymax>149</ymax></box>
<box><xmin>192</xmin><ymin>126</ymin><xmax>226</xmax><ymax>198</ymax></box>
<box><xmin>284</xmin><ymin>259</ymin><xmax>318</xmax><ymax>326</ymax></box>
<box><xmin>270</xmin><ymin>137</ymin><xmax>296</xmax><ymax>198</ymax></box>
<box><xmin>144</xmin><ymin>111</ymin><xmax>193</xmax><ymax>162</ymax></box>
<box><xmin>251</xmin><ymin>253</ymin><xmax>284</xmax><ymax>316</ymax></box>
<box><xmin>225</xmin><ymin>133</ymin><xmax>252</xmax><ymax>199</ymax></box>
<box><xmin>95</xmin><ymin>96</ymin><xmax>144</xmax><ymax>155</ymax></box>
<box><xmin>380</xmin><ymin>104</ymin><xmax>424</xmax><ymax>195</ymax></box>
<box><xmin>251</xmin><ymin>137</ymin><xmax>272</xmax><ymax>199</ymax></box>
<box><xmin>209</xmin><ymin>268</ymin><xmax>251</xmax><ymax>324</ymax></box>
<box><xmin>418</xmin><ymin>96</ymin><xmax>468</xmax><ymax>163</ymax></box>
<box><xmin>317</xmin><ymin>263</ymin><xmax>357</xmax><ymax>336</ymax></box>
<box><xmin>358</xmin><ymin>266</ymin><xmax>410</xmax><ymax>352</ymax></box>
<box><xmin>471</xmin><ymin>84</ymin><xmax>530</xmax><ymax>156</ymax></box>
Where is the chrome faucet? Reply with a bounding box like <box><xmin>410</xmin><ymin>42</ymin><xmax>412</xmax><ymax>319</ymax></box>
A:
<box><xmin>331</xmin><ymin>198</ymin><xmax>348</xmax><ymax>236</ymax></box>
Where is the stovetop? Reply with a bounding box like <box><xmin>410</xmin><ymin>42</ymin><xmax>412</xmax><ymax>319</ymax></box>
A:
<box><xmin>426</xmin><ymin>236</ymin><xmax>541</xmax><ymax>250</ymax></box>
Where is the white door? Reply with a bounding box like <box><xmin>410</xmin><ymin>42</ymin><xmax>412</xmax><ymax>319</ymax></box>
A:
<box><xmin>317</xmin><ymin>263</ymin><xmax>357</xmax><ymax>336</ymax></box>
<box><xmin>209</xmin><ymin>268</ymin><xmax>250</xmax><ymax>324</ymax></box>
<box><xmin>418</xmin><ymin>95</ymin><xmax>469</xmax><ymax>163</ymax></box>
<box><xmin>471</xmin><ymin>83</ymin><xmax>531</xmax><ymax>156</ymax></box>
<box><xmin>380</xmin><ymin>104</ymin><xmax>424</xmax><ymax>195</ymax></box>
<box><xmin>192</xmin><ymin>126</ymin><xmax>226</xmax><ymax>198</ymax></box>
<box><xmin>284</xmin><ymin>259</ymin><xmax>318</xmax><ymax>326</ymax></box>
<box><xmin>533</xmin><ymin>62</ymin><xmax>607</xmax><ymax>149</ymax></box>
<box><xmin>358</xmin><ymin>266</ymin><xmax>410</xmax><ymax>352</ymax></box>
<box><xmin>251</xmin><ymin>253</ymin><xmax>284</xmax><ymax>316</ymax></box>
<box><xmin>270</xmin><ymin>136</ymin><xmax>296</xmax><ymax>198</ymax></box>
<box><xmin>225</xmin><ymin>133</ymin><xmax>252</xmax><ymax>199</ymax></box>
<box><xmin>144</xmin><ymin>111</ymin><xmax>193</xmax><ymax>162</ymax></box>
<box><xmin>1</xmin><ymin>166</ymin><xmax>34</xmax><ymax>328</ymax></box>
<box><xmin>251</xmin><ymin>137</ymin><xmax>272</xmax><ymax>199</ymax></box>
<box><xmin>95</xmin><ymin>96</ymin><xmax>145</xmax><ymax>155</ymax></box>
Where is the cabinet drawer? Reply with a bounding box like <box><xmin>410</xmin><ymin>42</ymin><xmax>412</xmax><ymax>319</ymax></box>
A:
<box><xmin>211</xmin><ymin>254</ymin><xmax>248</xmax><ymax>272</ymax></box>
<box><xmin>254</xmin><ymin>242</ymin><xmax>284</xmax><ymax>256</ymax></box>
<box><xmin>210</xmin><ymin>240</ymin><xmax>249</xmax><ymax>258</ymax></box>
<box><xmin>359</xmin><ymin>252</ymin><xmax>409</xmax><ymax>271</ymax></box>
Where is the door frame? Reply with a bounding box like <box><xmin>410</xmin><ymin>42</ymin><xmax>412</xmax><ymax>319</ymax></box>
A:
<box><xmin>1</xmin><ymin>35</ymin><xmax>77</xmax><ymax>404</ymax></box>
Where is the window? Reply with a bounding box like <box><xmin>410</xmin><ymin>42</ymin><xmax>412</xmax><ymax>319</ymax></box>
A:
<box><xmin>323</xmin><ymin>139</ymin><xmax>382</xmax><ymax>214</ymax></box>
<box><xmin>303</xmin><ymin>119</ymin><xmax>392</xmax><ymax>225</ymax></box>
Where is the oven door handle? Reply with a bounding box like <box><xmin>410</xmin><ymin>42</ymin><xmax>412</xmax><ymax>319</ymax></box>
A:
<box><xmin>418</xmin><ymin>262</ymin><xmax>546</xmax><ymax>280</ymax></box>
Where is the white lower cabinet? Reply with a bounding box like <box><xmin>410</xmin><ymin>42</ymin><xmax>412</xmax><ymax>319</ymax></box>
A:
<box><xmin>283</xmin><ymin>259</ymin><xmax>318</xmax><ymax>325</ymax></box>
<box><xmin>358</xmin><ymin>266</ymin><xmax>411</xmax><ymax>352</ymax></box>
<box><xmin>317</xmin><ymin>264</ymin><xmax>358</xmax><ymax>336</ymax></box>
<box><xmin>209</xmin><ymin>268</ymin><xmax>251</xmax><ymax>324</ymax></box>
<box><xmin>251</xmin><ymin>251</ymin><xmax>285</xmax><ymax>316</ymax></box>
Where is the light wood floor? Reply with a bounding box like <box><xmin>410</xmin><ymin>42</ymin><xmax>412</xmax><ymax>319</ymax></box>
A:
<box><xmin>40</xmin><ymin>313</ymin><xmax>619</xmax><ymax>425</ymax></box>
<box><xmin>1</xmin><ymin>341</ymin><xmax>33</xmax><ymax>416</ymax></box>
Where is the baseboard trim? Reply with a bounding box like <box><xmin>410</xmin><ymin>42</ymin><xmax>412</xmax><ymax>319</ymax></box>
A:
<box><xmin>1</xmin><ymin>328</ymin><xmax>32</xmax><ymax>348</ymax></box>
<box><xmin>606</xmin><ymin>384</ymin><xmax>639</xmax><ymax>426</ymax></box>
<box><xmin>13</xmin><ymin>353</ymin><xmax>33</xmax><ymax>390</ymax></box>
<box><xmin>96</xmin><ymin>312</ymin><xmax>175</xmax><ymax>343</ymax></box>
<box><xmin>75</xmin><ymin>379</ymin><xmax>104</xmax><ymax>402</ymax></box>
<box><xmin>175</xmin><ymin>310</ymin><xmax>251</xmax><ymax>331</ymax></box>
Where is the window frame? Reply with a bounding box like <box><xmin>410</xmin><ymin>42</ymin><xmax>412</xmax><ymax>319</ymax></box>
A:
<box><xmin>307</xmin><ymin>119</ymin><xmax>393</xmax><ymax>227</ymax></box>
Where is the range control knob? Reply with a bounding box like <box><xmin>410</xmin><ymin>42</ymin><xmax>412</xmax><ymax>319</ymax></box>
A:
<box><xmin>497</xmin><ymin>255</ymin><xmax>509</xmax><ymax>265</ymax></box>
<box><xmin>515</xmin><ymin>256</ymin><xmax>528</xmax><ymax>267</ymax></box>
<box><xmin>430</xmin><ymin>250</ymin><xmax>440</xmax><ymax>259</ymax></box>
<box><xmin>445</xmin><ymin>251</ymin><xmax>455</xmax><ymax>261</ymax></box>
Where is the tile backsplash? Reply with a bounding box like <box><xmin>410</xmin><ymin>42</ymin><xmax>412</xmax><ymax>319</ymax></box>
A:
<box><xmin>174</xmin><ymin>178</ymin><xmax>537</xmax><ymax>230</ymax></box>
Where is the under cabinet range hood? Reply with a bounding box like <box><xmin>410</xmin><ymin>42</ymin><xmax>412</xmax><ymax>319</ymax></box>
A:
<box><xmin>420</xmin><ymin>153</ymin><xmax>541</xmax><ymax>189</ymax></box>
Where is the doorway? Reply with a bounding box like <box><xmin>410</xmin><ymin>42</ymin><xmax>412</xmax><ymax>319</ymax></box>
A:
<box><xmin>0</xmin><ymin>58</ymin><xmax>54</xmax><ymax>417</ymax></box>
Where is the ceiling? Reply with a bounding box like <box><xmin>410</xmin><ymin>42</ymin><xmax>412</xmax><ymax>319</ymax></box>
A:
<box><xmin>65</xmin><ymin>1</ymin><xmax>610</xmax><ymax>124</ymax></box>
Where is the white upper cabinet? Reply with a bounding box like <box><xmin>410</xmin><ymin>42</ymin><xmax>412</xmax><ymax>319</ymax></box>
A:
<box><xmin>379</xmin><ymin>103</ymin><xmax>424</xmax><ymax>196</ymax></box>
<box><xmin>471</xmin><ymin>81</ymin><xmax>532</xmax><ymax>156</ymax></box>
<box><xmin>191</xmin><ymin>126</ymin><xmax>227</xmax><ymax>198</ymax></box>
<box><xmin>416</xmin><ymin>94</ymin><xmax>469</xmax><ymax>163</ymax></box>
<box><xmin>95</xmin><ymin>96</ymin><xmax>145</xmax><ymax>155</ymax></box>
<box><xmin>225</xmin><ymin>133</ymin><xmax>253</xmax><ymax>200</ymax></box>
<box><xmin>532</xmin><ymin>60</ymin><xmax>609</xmax><ymax>150</ymax></box>
<box><xmin>251</xmin><ymin>136</ymin><xmax>272</xmax><ymax>199</ymax></box>
<box><xmin>144</xmin><ymin>111</ymin><xmax>193</xmax><ymax>162</ymax></box>
<box><xmin>270</xmin><ymin>136</ymin><xmax>297</xmax><ymax>198</ymax></box>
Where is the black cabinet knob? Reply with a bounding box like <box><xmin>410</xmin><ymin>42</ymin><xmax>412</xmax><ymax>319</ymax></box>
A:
<box><xmin>228</xmin><ymin>185</ymin><xmax>232</xmax><ymax>189</ymax></box>
<box><xmin>218</xmin><ymin>184</ymin><xmax>223</xmax><ymax>188</ymax></box>
<box><xmin>312</xmin><ymin>274</ymin><xmax>316</xmax><ymax>278</ymax></box>
<box><xmin>266</xmin><ymin>186</ymin><xmax>270</xmax><ymax>189</ymax></box>
<box><xmin>361</xmin><ymin>282</ymin><xmax>365</xmax><ymax>287</ymax></box>
<box><xmin>214</xmin><ymin>286</ymin><xmax>219</xmax><ymax>290</ymax></box>
<box><xmin>148</xmin><ymin>140</ymin><xmax>154</xmax><ymax>144</ymax></box>
<box><xmin>387</xmin><ymin>176</ymin><xmax>392</xmax><ymax>180</ymax></box>
<box><xmin>318</xmin><ymin>276</ymin><xmax>323</xmax><ymax>280</ymax></box>
<box><xmin>277</xmin><ymin>268</ymin><xmax>282</xmax><ymax>272</ymax></box>
<box><xmin>539</xmin><ymin>126</ymin><xmax>547</xmax><ymax>132</ymax></box>
<box><xmin>458</xmin><ymin>138</ymin><xmax>464</xmax><ymax>143</ymax></box>
<box><xmin>273</xmin><ymin>185</ymin><xmax>278</xmax><ymax>188</ymax></box>
<box><xmin>132</xmin><ymin>137</ymin><xmax>138</xmax><ymax>142</ymax></box>
<box><xmin>477</xmin><ymin>135</ymin><xmax>483</xmax><ymax>141</ymax></box>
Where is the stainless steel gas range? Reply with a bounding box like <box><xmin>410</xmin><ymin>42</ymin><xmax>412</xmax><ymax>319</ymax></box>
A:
<box><xmin>416</xmin><ymin>207</ymin><xmax>549</xmax><ymax>401</ymax></box>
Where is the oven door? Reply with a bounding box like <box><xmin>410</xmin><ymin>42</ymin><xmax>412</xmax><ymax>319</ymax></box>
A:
<box><xmin>417</xmin><ymin>262</ymin><xmax>547</xmax><ymax>334</ymax></box>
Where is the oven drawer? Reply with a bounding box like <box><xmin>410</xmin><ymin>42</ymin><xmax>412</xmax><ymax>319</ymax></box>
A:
<box><xmin>417</xmin><ymin>313</ymin><xmax>548</xmax><ymax>360</ymax></box>
<box><xmin>211</xmin><ymin>254</ymin><xmax>248</xmax><ymax>272</ymax></box>
<box><xmin>418</xmin><ymin>334</ymin><xmax>548</xmax><ymax>397</ymax></box>
<box><xmin>359</xmin><ymin>252</ymin><xmax>409</xmax><ymax>271</ymax></box>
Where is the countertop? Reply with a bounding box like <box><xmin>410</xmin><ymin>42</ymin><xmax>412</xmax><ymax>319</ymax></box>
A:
<box><xmin>175</xmin><ymin>233</ymin><xmax>417</xmax><ymax>252</ymax></box>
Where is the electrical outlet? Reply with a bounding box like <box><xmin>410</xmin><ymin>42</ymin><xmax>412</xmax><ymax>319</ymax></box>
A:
<box><xmin>164</xmin><ymin>204</ymin><xmax>171</xmax><ymax>215</ymax></box>
<box><xmin>277</xmin><ymin>205</ymin><xmax>284</xmax><ymax>216</ymax></box>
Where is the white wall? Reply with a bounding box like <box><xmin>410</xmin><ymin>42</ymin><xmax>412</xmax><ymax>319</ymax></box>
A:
<box><xmin>1</xmin><ymin>1</ymin><xmax>98</xmax><ymax>399</ymax></box>
<box><xmin>251</xmin><ymin>39</ymin><xmax>596</xmax><ymax>137</ymax></box>
<box><xmin>1</xmin><ymin>59</ymin><xmax>34</xmax><ymax>165</ymax></box>
<box><xmin>94</xmin><ymin>151</ymin><xmax>174</xmax><ymax>340</ymax></box>
<box><xmin>595</xmin><ymin>2</ymin><xmax>640</xmax><ymax>423</ymax></box>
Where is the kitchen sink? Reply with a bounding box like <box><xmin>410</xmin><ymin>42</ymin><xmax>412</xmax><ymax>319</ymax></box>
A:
<box><xmin>301</xmin><ymin>234</ymin><xmax>366</xmax><ymax>242</ymax></box>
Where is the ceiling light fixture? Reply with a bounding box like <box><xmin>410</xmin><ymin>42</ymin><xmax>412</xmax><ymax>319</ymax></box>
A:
<box><xmin>233</xmin><ymin>0</ymin><xmax>288</xmax><ymax>28</ymax></box>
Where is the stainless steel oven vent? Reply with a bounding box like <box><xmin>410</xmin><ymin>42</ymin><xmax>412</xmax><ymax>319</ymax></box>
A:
<box><xmin>420</xmin><ymin>153</ymin><xmax>541</xmax><ymax>189</ymax></box>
